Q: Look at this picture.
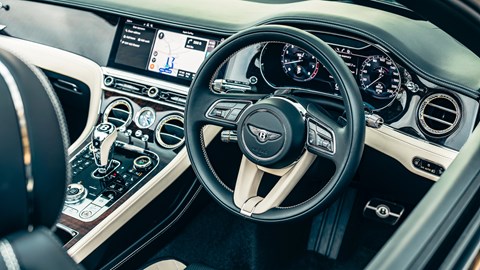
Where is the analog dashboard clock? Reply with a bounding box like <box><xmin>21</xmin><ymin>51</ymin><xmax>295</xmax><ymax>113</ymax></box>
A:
<box><xmin>135</xmin><ymin>107</ymin><xmax>156</xmax><ymax>129</ymax></box>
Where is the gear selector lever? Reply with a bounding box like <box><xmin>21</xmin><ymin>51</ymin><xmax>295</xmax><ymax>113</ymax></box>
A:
<box><xmin>91</xmin><ymin>122</ymin><xmax>118</xmax><ymax>176</ymax></box>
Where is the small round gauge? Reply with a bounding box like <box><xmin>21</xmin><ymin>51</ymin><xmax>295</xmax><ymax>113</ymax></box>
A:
<box><xmin>135</xmin><ymin>107</ymin><xmax>156</xmax><ymax>129</ymax></box>
<box><xmin>359</xmin><ymin>55</ymin><xmax>401</xmax><ymax>99</ymax></box>
<box><xmin>281</xmin><ymin>44</ymin><xmax>319</xmax><ymax>82</ymax></box>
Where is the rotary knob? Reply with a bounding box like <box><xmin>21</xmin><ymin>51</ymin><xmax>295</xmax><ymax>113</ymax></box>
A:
<box><xmin>133</xmin><ymin>156</ymin><xmax>152</xmax><ymax>171</ymax></box>
<box><xmin>65</xmin><ymin>183</ymin><xmax>87</xmax><ymax>204</ymax></box>
<box><xmin>147</xmin><ymin>87</ymin><xmax>159</xmax><ymax>98</ymax></box>
<box><xmin>104</xmin><ymin>76</ymin><xmax>114</xmax><ymax>87</ymax></box>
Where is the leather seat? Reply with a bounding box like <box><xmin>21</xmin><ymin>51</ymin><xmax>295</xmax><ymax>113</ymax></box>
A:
<box><xmin>0</xmin><ymin>48</ymin><xmax>80</xmax><ymax>270</ymax></box>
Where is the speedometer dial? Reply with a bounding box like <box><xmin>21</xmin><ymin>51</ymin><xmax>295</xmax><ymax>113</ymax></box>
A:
<box><xmin>359</xmin><ymin>55</ymin><xmax>401</xmax><ymax>99</ymax></box>
<box><xmin>281</xmin><ymin>44</ymin><xmax>319</xmax><ymax>82</ymax></box>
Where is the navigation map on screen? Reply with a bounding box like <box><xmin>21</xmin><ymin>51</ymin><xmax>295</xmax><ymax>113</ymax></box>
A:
<box><xmin>113</xmin><ymin>19</ymin><xmax>219</xmax><ymax>82</ymax></box>
<box><xmin>147</xmin><ymin>30</ymin><xmax>217</xmax><ymax>80</ymax></box>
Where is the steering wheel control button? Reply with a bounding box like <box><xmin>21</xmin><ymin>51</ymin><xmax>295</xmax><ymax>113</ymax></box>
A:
<box><xmin>207</xmin><ymin>100</ymin><xmax>250</xmax><ymax>122</ymax></box>
<box><xmin>363</xmin><ymin>198</ymin><xmax>404</xmax><ymax>226</ymax></box>
<box><xmin>412</xmin><ymin>157</ymin><xmax>445</xmax><ymax>176</ymax></box>
<box><xmin>226</xmin><ymin>108</ymin><xmax>242</xmax><ymax>121</ymax></box>
<box><xmin>307</xmin><ymin>119</ymin><xmax>334</xmax><ymax>153</ymax></box>
<box><xmin>65</xmin><ymin>183</ymin><xmax>87</xmax><ymax>204</ymax></box>
<box><xmin>237</xmin><ymin>97</ymin><xmax>305</xmax><ymax>168</ymax></box>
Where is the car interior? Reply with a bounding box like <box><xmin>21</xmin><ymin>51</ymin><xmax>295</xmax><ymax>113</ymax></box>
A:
<box><xmin>0</xmin><ymin>0</ymin><xmax>479</xmax><ymax>269</ymax></box>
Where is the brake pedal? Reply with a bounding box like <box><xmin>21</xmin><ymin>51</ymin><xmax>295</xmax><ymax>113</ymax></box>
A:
<box><xmin>363</xmin><ymin>198</ymin><xmax>404</xmax><ymax>226</ymax></box>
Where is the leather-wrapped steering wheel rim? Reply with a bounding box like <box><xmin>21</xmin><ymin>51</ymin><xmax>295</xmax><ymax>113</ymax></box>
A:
<box><xmin>185</xmin><ymin>25</ymin><xmax>365</xmax><ymax>222</ymax></box>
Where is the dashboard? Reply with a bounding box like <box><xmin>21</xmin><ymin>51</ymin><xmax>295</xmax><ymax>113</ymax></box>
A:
<box><xmin>1</xmin><ymin>0</ymin><xmax>479</xmax><ymax>264</ymax></box>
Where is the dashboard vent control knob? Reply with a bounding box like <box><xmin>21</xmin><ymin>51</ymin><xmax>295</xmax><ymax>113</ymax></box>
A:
<box><xmin>104</xmin><ymin>76</ymin><xmax>115</xmax><ymax>87</ymax></box>
<box><xmin>147</xmin><ymin>87</ymin><xmax>160</xmax><ymax>98</ymax></box>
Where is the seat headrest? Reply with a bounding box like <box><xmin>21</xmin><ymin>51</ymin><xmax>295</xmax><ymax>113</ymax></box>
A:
<box><xmin>0</xmin><ymin>48</ymin><xmax>70</xmax><ymax>236</ymax></box>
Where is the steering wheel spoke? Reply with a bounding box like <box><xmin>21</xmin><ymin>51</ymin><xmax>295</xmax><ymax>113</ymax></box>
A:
<box><xmin>233</xmin><ymin>152</ymin><xmax>316</xmax><ymax>216</ymax></box>
<box><xmin>191</xmin><ymin>87</ymin><xmax>264</xmax><ymax>128</ymax></box>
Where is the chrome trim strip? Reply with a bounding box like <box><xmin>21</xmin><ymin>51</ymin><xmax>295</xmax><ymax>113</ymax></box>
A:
<box><xmin>55</xmin><ymin>223</ymin><xmax>79</xmax><ymax>244</ymax></box>
<box><xmin>104</xmin><ymin>88</ymin><xmax>185</xmax><ymax>111</ymax></box>
<box><xmin>101</xmin><ymin>67</ymin><xmax>189</xmax><ymax>96</ymax></box>
<box><xmin>0</xmin><ymin>61</ymin><xmax>35</xmax><ymax>228</ymax></box>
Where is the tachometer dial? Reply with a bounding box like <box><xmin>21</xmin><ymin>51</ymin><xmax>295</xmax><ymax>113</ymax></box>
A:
<box><xmin>281</xmin><ymin>44</ymin><xmax>319</xmax><ymax>82</ymax></box>
<box><xmin>359</xmin><ymin>55</ymin><xmax>401</xmax><ymax>99</ymax></box>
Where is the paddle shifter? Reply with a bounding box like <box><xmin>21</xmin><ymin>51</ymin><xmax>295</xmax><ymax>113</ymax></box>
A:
<box><xmin>91</xmin><ymin>122</ymin><xmax>117</xmax><ymax>176</ymax></box>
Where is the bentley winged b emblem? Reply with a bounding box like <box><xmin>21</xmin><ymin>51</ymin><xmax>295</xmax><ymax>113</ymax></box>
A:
<box><xmin>248</xmin><ymin>125</ymin><xmax>281</xmax><ymax>143</ymax></box>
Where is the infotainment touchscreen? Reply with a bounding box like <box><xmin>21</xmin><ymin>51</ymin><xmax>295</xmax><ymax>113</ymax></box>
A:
<box><xmin>109</xmin><ymin>19</ymin><xmax>221</xmax><ymax>84</ymax></box>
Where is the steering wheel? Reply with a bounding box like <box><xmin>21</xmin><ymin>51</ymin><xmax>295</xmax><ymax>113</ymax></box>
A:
<box><xmin>185</xmin><ymin>25</ymin><xmax>365</xmax><ymax>222</ymax></box>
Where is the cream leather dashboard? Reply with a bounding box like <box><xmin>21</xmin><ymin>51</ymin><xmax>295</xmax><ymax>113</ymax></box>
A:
<box><xmin>0</xmin><ymin>35</ymin><xmax>459</xmax><ymax>260</ymax></box>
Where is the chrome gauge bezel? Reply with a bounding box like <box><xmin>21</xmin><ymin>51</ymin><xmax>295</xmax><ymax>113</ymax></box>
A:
<box><xmin>281</xmin><ymin>43</ymin><xmax>320</xmax><ymax>82</ymax></box>
<box><xmin>134</xmin><ymin>107</ymin><xmax>156</xmax><ymax>129</ymax></box>
<box><xmin>102</xmin><ymin>99</ymin><xmax>133</xmax><ymax>129</ymax></box>
<box><xmin>155</xmin><ymin>114</ymin><xmax>185</xmax><ymax>149</ymax></box>
<box><xmin>417</xmin><ymin>93</ymin><xmax>462</xmax><ymax>137</ymax></box>
<box><xmin>359</xmin><ymin>54</ymin><xmax>402</xmax><ymax>100</ymax></box>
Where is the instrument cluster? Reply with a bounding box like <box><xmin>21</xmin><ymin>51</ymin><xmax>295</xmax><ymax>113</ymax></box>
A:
<box><xmin>258</xmin><ymin>32</ymin><xmax>406</xmax><ymax>113</ymax></box>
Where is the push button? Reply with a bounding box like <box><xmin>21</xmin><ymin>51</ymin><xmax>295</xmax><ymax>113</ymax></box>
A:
<box><xmin>307</xmin><ymin>120</ymin><xmax>334</xmax><ymax>153</ymax></box>
<box><xmin>412</xmin><ymin>157</ymin><xmax>445</xmax><ymax>176</ymax></box>
<box><xmin>92</xmin><ymin>196</ymin><xmax>111</xmax><ymax>207</ymax></box>
<box><xmin>308</xmin><ymin>129</ymin><xmax>316</xmax><ymax>145</ymax></box>
<box><xmin>208</xmin><ymin>101</ymin><xmax>250</xmax><ymax>122</ymax></box>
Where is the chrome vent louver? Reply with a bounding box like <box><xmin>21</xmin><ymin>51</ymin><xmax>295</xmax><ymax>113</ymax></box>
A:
<box><xmin>102</xmin><ymin>99</ymin><xmax>133</xmax><ymax>129</ymax></box>
<box><xmin>156</xmin><ymin>114</ymin><xmax>185</xmax><ymax>149</ymax></box>
<box><xmin>418</xmin><ymin>93</ymin><xmax>461</xmax><ymax>137</ymax></box>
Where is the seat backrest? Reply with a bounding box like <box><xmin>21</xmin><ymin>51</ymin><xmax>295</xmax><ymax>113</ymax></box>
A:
<box><xmin>0</xmin><ymin>227</ymin><xmax>81</xmax><ymax>270</ymax></box>
<box><xmin>0</xmin><ymin>48</ymin><xmax>78</xmax><ymax>269</ymax></box>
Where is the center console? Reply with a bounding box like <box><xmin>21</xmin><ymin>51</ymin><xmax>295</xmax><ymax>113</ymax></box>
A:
<box><xmin>56</xmin><ymin>17</ymin><xmax>225</xmax><ymax>253</ymax></box>
<box><xmin>64</xmin><ymin>140</ymin><xmax>159</xmax><ymax>222</ymax></box>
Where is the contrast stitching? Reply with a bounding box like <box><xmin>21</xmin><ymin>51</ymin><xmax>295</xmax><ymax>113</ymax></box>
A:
<box><xmin>0</xmin><ymin>240</ymin><xmax>20</xmax><ymax>270</ymax></box>
<box><xmin>200</xmin><ymin>127</ymin><xmax>234</xmax><ymax>192</ymax></box>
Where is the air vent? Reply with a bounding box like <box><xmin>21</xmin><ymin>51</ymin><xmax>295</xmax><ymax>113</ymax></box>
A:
<box><xmin>155</xmin><ymin>114</ymin><xmax>185</xmax><ymax>149</ymax></box>
<box><xmin>418</xmin><ymin>93</ymin><xmax>461</xmax><ymax>137</ymax></box>
<box><xmin>102</xmin><ymin>99</ymin><xmax>133</xmax><ymax>129</ymax></box>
